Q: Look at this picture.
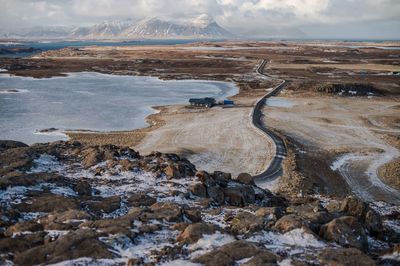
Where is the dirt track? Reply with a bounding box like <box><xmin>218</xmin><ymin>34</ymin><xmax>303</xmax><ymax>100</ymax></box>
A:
<box><xmin>262</xmin><ymin>94</ymin><xmax>400</xmax><ymax>203</ymax></box>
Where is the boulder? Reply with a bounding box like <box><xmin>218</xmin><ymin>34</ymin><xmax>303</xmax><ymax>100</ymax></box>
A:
<box><xmin>81</xmin><ymin>147</ymin><xmax>103</xmax><ymax>168</ymax></box>
<box><xmin>318</xmin><ymin>248</ymin><xmax>375</xmax><ymax>266</ymax></box>
<box><xmin>223</xmin><ymin>187</ymin><xmax>245</xmax><ymax>206</ymax></box>
<box><xmin>79</xmin><ymin>209</ymin><xmax>141</xmax><ymax>237</ymax></box>
<box><xmin>207</xmin><ymin>186</ymin><xmax>225</xmax><ymax>205</ymax></box>
<box><xmin>13</xmin><ymin>229</ymin><xmax>113</xmax><ymax>266</ymax></box>
<box><xmin>184</xmin><ymin>208</ymin><xmax>202</xmax><ymax>223</ymax></box>
<box><xmin>164</xmin><ymin>164</ymin><xmax>181</xmax><ymax>179</ymax></box>
<box><xmin>274</xmin><ymin>214</ymin><xmax>306</xmax><ymax>233</ymax></box>
<box><xmin>0</xmin><ymin>232</ymin><xmax>45</xmax><ymax>253</ymax></box>
<box><xmin>84</xmin><ymin>196</ymin><xmax>121</xmax><ymax>215</ymax></box>
<box><xmin>319</xmin><ymin>216</ymin><xmax>368</xmax><ymax>251</ymax></box>
<box><xmin>190</xmin><ymin>182</ymin><xmax>207</xmax><ymax>198</ymax></box>
<box><xmin>255</xmin><ymin>207</ymin><xmax>284</xmax><ymax>219</ymax></box>
<box><xmin>192</xmin><ymin>241</ymin><xmax>260</xmax><ymax>266</ymax></box>
<box><xmin>235</xmin><ymin>173</ymin><xmax>254</xmax><ymax>185</ymax></box>
<box><xmin>126</xmin><ymin>193</ymin><xmax>157</xmax><ymax>207</ymax></box>
<box><xmin>39</xmin><ymin>210</ymin><xmax>92</xmax><ymax>230</ymax></box>
<box><xmin>364</xmin><ymin>209</ymin><xmax>382</xmax><ymax>234</ymax></box>
<box><xmin>242</xmin><ymin>250</ymin><xmax>278</xmax><ymax>266</ymax></box>
<box><xmin>149</xmin><ymin>202</ymin><xmax>183</xmax><ymax>222</ymax></box>
<box><xmin>14</xmin><ymin>194</ymin><xmax>79</xmax><ymax>213</ymax></box>
<box><xmin>212</xmin><ymin>171</ymin><xmax>231</xmax><ymax>187</ymax></box>
<box><xmin>75</xmin><ymin>180</ymin><xmax>92</xmax><ymax>196</ymax></box>
<box><xmin>0</xmin><ymin>172</ymin><xmax>68</xmax><ymax>190</ymax></box>
<box><xmin>223</xmin><ymin>184</ymin><xmax>256</xmax><ymax>207</ymax></box>
<box><xmin>177</xmin><ymin>223</ymin><xmax>217</xmax><ymax>244</ymax></box>
<box><xmin>340</xmin><ymin>196</ymin><xmax>368</xmax><ymax>219</ymax></box>
<box><xmin>340</xmin><ymin>196</ymin><xmax>382</xmax><ymax>234</ymax></box>
<box><xmin>196</xmin><ymin>170</ymin><xmax>217</xmax><ymax>187</ymax></box>
<box><xmin>231</xmin><ymin>212</ymin><xmax>265</xmax><ymax>235</ymax></box>
<box><xmin>0</xmin><ymin>147</ymin><xmax>34</xmax><ymax>175</ymax></box>
<box><xmin>0</xmin><ymin>140</ymin><xmax>28</xmax><ymax>152</ymax></box>
<box><xmin>5</xmin><ymin>221</ymin><xmax>44</xmax><ymax>237</ymax></box>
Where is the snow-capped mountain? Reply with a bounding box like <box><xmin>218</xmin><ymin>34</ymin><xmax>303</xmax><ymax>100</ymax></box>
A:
<box><xmin>70</xmin><ymin>20</ymin><xmax>132</xmax><ymax>39</ymax></box>
<box><xmin>121</xmin><ymin>16</ymin><xmax>233</xmax><ymax>39</ymax></box>
<box><xmin>1</xmin><ymin>15</ymin><xmax>233</xmax><ymax>40</ymax></box>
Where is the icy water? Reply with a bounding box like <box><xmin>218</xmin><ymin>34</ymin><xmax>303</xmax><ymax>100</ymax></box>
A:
<box><xmin>0</xmin><ymin>72</ymin><xmax>237</xmax><ymax>144</ymax></box>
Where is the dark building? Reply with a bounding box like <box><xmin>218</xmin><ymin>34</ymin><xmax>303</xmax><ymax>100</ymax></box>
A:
<box><xmin>189</xmin><ymin>97</ymin><xmax>216</xmax><ymax>108</ymax></box>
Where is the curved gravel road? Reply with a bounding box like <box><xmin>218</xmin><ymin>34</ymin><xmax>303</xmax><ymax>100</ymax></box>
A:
<box><xmin>252</xmin><ymin>60</ymin><xmax>288</xmax><ymax>182</ymax></box>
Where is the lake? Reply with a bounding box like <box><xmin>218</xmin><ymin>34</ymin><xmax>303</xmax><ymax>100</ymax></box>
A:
<box><xmin>0</xmin><ymin>72</ymin><xmax>237</xmax><ymax>144</ymax></box>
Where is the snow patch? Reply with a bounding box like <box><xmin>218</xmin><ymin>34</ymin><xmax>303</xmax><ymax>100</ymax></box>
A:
<box><xmin>188</xmin><ymin>231</ymin><xmax>236</xmax><ymax>259</ymax></box>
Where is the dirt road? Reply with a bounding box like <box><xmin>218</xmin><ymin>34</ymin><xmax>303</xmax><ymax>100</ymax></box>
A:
<box><xmin>262</xmin><ymin>95</ymin><xmax>400</xmax><ymax>203</ymax></box>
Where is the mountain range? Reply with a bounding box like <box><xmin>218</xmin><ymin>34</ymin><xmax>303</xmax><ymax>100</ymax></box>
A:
<box><xmin>1</xmin><ymin>15</ymin><xmax>234</xmax><ymax>40</ymax></box>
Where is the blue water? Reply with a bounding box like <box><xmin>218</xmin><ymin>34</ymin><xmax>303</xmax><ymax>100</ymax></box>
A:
<box><xmin>0</xmin><ymin>39</ymin><xmax>222</xmax><ymax>57</ymax></box>
<box><xmin>0</xmin><ymin>72</ymin><xmax>237</xmax><ymax>144</ymax></box>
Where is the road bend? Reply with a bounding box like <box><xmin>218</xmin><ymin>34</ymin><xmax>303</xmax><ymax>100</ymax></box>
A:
<box><xmin>252</xmin><ymin>60</ymin><xmax>288</xmax><ymax>182</ymax></box>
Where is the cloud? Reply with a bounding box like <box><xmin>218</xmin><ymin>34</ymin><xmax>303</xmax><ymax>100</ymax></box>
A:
<box><xmin>0</xmin><ymin>0</ymin><xmax>399</xmax><ymax>38</ymax></box>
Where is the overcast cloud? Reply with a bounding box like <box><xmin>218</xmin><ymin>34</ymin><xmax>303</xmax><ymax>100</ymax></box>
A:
<box><xmin>1</xmin><ymin>0</ymin><xmax>399</xmax><ymax>39</ymax></box>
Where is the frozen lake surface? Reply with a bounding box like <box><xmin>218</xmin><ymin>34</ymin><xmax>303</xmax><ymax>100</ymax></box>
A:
<box><xmin>0</xmin><ymin>72</ymin><xmax>237</xmax><ymax>144</ymax></box>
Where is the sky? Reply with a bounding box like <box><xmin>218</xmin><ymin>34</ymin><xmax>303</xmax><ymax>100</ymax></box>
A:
<box><xmin>1</xmin><ymin>0</ymin><xmax>400</xmax><ymax>39</ymax></box>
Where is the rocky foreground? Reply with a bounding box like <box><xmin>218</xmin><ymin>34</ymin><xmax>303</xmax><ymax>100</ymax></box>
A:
<box><xmin>0</xmin><ymin>140</ymin><xmax>399</xmax><ymax>266</ymax></box>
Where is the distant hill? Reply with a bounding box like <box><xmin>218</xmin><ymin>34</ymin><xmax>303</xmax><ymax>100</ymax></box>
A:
<box><xmin>2</xmin><ymin>15</ymin><xmax>234</xmax><ymax>40</ymax></box>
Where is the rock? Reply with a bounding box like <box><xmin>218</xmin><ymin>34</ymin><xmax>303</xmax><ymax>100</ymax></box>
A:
<box><xmin>196</xmin><ymin>170</ymin><xmax>216</xmax><ymax>187</ymax></box>
<box><xmin>339</xmin><ymin>196</ymin><xmax>382</xmax><ymax>234</ymax></box>
<box><xmin>255</xmin><ymin>207</ymin><xmax>284</xmax><ymax>219</ymax></box>
<box><xmin>288</xmin><ymin>203</ymin><xmax>334</xmax><ymax>232</ymax></box>
<box><xmin>364</xmin><ymin>209</ymin><xmax>382</xmax><ymax>234</ymax></box>
<box><xmin>235</xmin><ymin>173</ymin><xmax>254</xmax><ymax>185</ymax></box>
<box><xmin>177</xmin><ymin>223</ymin><xmax>217</xmax><ymax>244</ymax></box>
<box><xmin>0</xmin><ymin>146</ymin><xmax>34</xmax><ymax>175</ymax></box>
<box><xmin>75</xmin><ymin>180</ymin><xmax>92</xmax><ymax>196</ymax></box>
<box><xmin>212</xmin><ymin>171</ymin><xmax>231</xmax><ymax>187</ymax></box>
<box><xmin>80</xmin><ymin>211</ymin><xmax>141</xmax><ymax>237</ymax></box>
<box><xmin>192</xmin><ymin>240</ymin><xmax>260</xmax><ymax>266</ymax></box>
<box><xmin>149</xmin><ymin>202</ymin><xmax>183</xmax><ymax>222</ymax></box>
<box><xmin>274</xmin><ymin>214</ymin><xmax>306</xmax><ymax>233</ymax></box>
<box><xmin>206</xmin><ymin>186</ymin><xmax>225</xmax><ymax>205</ymax></box>
<box><xmin>139</xmin><ymin>223</ymin><xmax>161</xmax><ymax>234</ymax></box>
<box><xmin>340</xmin><ymin>196</ymin><xmax>368</xmax><ymax>219</ymax></box>
<box><xmin>319</xmin><ymin>216</ymin><xmax>368</xmax><ymax>251</ymax></box>
<box><xmin>190</xmin><ymin>182</ymin><xmax>207</xmax><ymax>198</ymax></box>
<box><xmin>81</xmin><ymin>147</ymin><xmax>103</xmax><ymax>168</ymax></box>
<box><xmin>184</xmin><ymin>208</ymin><xmax>202</xmax><ymax>223</ymax></box>
<box><xmin>84</xmin><ymin>196</ymin><xmax>121</xmax><ymax>216</ymax></box>
<box><xmin>223</xmin><ymin>187</ymin><xmax>245</xmax><ymax>206</ymax></box>
<box><xmin>318</xmin><ymin>248</ymin><xmax>375</xmax><ymax>266</ymax></box>
<box><xmin>231</xmin><ymin>212</ymin><xmax>264</xmax><ymax>235</ymax></box>
<box><xmin>0</xmin><ymin>140</ymin><xmax>28</xmax><ymax>152</ymax></box>
<box><xmin>14</xmin><ymin>194</ymin><xmax>79</xmax><ymax>213</ymax></box>
<box><xmin>39</xmin><ymin>210</ymin><xmax>92</xmax><ymax>230</ymax></box>
<box><xmin>0</xmin><ymin>232</ymin><xmax>45</xmax><ymax>253</ymax></box>
<box><xmin>325</xmin><ymin>200</ymin><xmax>341</xmax><ymax>213</ymax></box>
<box><xmin>13</xmin><ymin>229</ymin><xmax>113</xmax><ymax>266</ymax></box>
<box><xmin>5</xmin><ymin>221</ymin><xmax>44</xmax><ymax>237</ymax></box>
<box><xmin>127</xmin><ymin>258</ymin><xmax>143</xmax><ymax>266</ymax></box>
<box><xmin>242</xmin><ymin>250</ymin><xmax>278</xmax><ymax>266</ymax></box>
<box><xmin>164</xmin><ymin>164</ymin><xmax>181</xmax><ymax>179</ymax></box>
<box><xmin>0</xmin><ymin>172</ymin><xmax>68</xmax><ymax>190</ymax></box>
<box><xmin>126</xmin><ymin>193</ymin><xmax>157</xmax><ymax>207</ymax></box>
<box><xmin>119</xmin><ymin>159</ymin><xmax>138</xmax><ymax>171</ymax></box>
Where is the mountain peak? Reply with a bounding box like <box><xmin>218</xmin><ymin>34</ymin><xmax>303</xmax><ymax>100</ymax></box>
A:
<box><xmin>191</xmin><ymin>14</ymin><xmax>215</xmax><ymax>27</ymax></box>
<box><xmin>3</xmin><ymin>15</ymin><xmax>233</xmax><ymax>40</ymax></box>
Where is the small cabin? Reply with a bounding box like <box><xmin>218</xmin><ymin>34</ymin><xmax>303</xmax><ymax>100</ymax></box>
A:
<box><xmin>189</xmin><ymin>97</ymin><xmax>216</xmax><ymax>108</ymax></box>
